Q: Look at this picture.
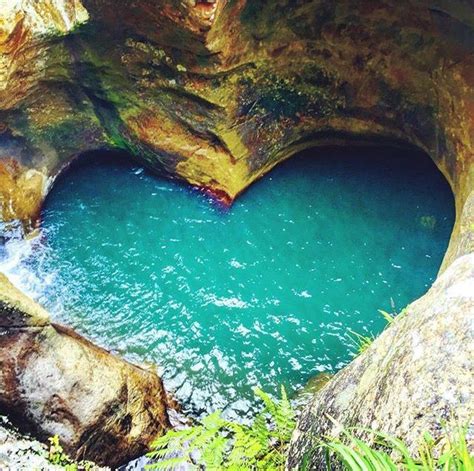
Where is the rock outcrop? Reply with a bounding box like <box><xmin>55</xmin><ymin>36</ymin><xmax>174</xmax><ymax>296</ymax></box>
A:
<box><xmin>1</xmin><ymin>1</ymin><xmax>472</xmax><ymax>229</ymax></box>
<box><xmin>0</xmin><ymin>0</ymin><xmax>473</xmax><ymax>468</ymax></box>
<box><xmin>287</xmin><ymin>252</ymin><xmax>474</xmax><ymax>468</ymax></box>
<box><xmin>0</xmin><ymin>415</ymin><xmax>106</xmax><ymax>470</ymax></box>
<box><xmin>0</xmin><ymin>274</ymin><xmax>170</xmax><ymax>467</ymax></box>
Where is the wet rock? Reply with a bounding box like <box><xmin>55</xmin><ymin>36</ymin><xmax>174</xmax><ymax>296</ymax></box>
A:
<box><xmin>287</xmin><ymin>253</ymin><xmax>474</xmax><ymax>469</ymax></box>
<box><xmin>0</xmin><ymin>274</ymin><xmax>171</xmax><ymax>468</ymax></box>
<box><xmin>0</xmin><ymin>415</ymin><xmax>106</xmax><ymax>470</ymax></box>
<box><xmin>292</xmin><ymin>372</ymin><xmax>333</xmax><ymax>412</ymax></box>
<box><xmin>0</xmin><ymin>273</ymin><xmax>49</xmax><ymax>327</ymax></box>
<box><xmin>0</xmin><ymin>0</ymin><xmax>472</xmax><ymax>225</ymax></box>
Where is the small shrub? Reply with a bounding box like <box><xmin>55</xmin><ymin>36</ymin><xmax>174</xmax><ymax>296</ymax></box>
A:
<box><xmin>47</xmin><ymin>435</ymin><xmax>95</xmax><ymax>471</ymax></box>
<box><xmin>320</xmin><ymin>423</ymin><xmax>473</xmax><ymax>470</ymax></box>
<box><xmin>146</xmin><ymin>386</ymin><xmax>296</xmax><ymax>470</ymax></box>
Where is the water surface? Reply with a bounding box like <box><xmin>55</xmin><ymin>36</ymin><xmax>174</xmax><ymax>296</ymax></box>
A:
<box><xmin>1</xmin><ymin>147</ymin><xmax>454</xmax><ymax>419</ymax></box>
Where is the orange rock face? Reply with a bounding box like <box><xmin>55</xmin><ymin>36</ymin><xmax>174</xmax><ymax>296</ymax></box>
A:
<box><xmin>0</xmin><ymin>159</ymin><xmax>46</xmax><ymax>230</ymax></box>
<box><xmin>0</xmin><ymin>1</ymin><xmax>472</xmax><ymax>230</ymax></box>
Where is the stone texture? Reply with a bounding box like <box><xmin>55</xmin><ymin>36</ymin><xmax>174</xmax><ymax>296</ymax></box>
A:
<box><xmin>0</xmin><ymin>274</ymin><xmax>170</xmax><ymax>468</ymax></box>
<box><xmin>1</xmin><ymin>1</ymin><xmax>473</xmax><ymax>223</ymax></box>
<box><xmin>0</xmin><ymin>273</ymin><xmax>49</xmax><ymax>327</ymax></box>
<box><xmin>0</xmin><ymin>415</ymin><xmax>107</xmax><ymax>471</ymax></box>
<box><xmin>287</xmin><ymin>253</ymin><xmax>474</xmax><ymax>468</ymax></box>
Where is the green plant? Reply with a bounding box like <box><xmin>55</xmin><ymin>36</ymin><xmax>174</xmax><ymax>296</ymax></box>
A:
<box><xmin>48</xmin><ymin>435</ymin><xmax>75</xmax><ymax>469</ymax></box>
<box><xmin>47</xmin><ymin>435</ymin><xmax>94</xmax><ymax>471</ymax></box>
<box><xmin>146</xmin><ymin>386</ymin><xmax>296</xmax><ymax>470</ymax></box>
<box><xmin>346</xmin><ymin>328</ymin><xmax>375</xmax><ymax>355</ymax></box>
<box><xmin>378</xmin><ymin>309</ymin><xmax>396</xmax><ymax>325</ymax></box>
<box><xmin>347</xmin><ymin>308</ymin><xmax>402</xmax><ymax>356</ymax></box>
<box><xmin>320</xmin><ymin>423</ymin><xmax>473</xmax><ymax>470</ymax></box>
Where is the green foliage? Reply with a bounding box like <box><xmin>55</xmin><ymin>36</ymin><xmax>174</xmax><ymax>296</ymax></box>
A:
<box><xmin>378</xmin><ymin>309</ymin><xmax>396</xmax><ymax>325</ymax></box>
<box><xmin>47</xmin><ymin>435</ymin><xmax>94</xmax><ymax>471</ymax></box>
<box><xmin>347</xmin><ymin>308</ymin><xmax>401</xmax><ymax>356</ymax></box>
<box><xmin>346</xmin><ymin>328</ymin><xmax>375</xmax><ymax>355</ymax></box>
<box><xmin>48</xmin><ymin>435</ymin><xmax>70</xmax><ymax>467</ymax></box>
<box><xmin>320</xmin><ymin>423</ymin><xmax>473</xmax><ymax>470</ymax></box>
<box><xmin>146</xmin><ymin>386</ymin><xmax>296</xmax><ymax>470</ymax></box>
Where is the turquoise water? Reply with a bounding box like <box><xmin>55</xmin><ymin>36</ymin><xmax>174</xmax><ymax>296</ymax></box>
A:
<box><xmin>13</xmin><ymin>147</ymin><xmax>454</xmax><ymax>419</ymax></box>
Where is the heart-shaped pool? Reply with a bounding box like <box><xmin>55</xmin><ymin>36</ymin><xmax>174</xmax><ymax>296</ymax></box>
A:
<box><xmin>5</xmin><ymin>146</ymin><xmax>454</xmax><ymax>419</ymax></box>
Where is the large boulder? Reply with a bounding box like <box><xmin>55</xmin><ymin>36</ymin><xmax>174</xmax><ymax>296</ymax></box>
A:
<box><xmin>287</xmin><ymin>251</ymin><xmax>474</xmax><ymax>468</ymax></box>
<box><xmin>0</xmin><ymin>273</ymin><xmax>170</xmax><ymax>467</ymax></box>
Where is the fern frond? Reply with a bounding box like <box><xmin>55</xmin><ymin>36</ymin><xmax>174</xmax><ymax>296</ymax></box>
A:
<box><xmin>274</xmin><ymin>386</ymin><xmax>296</xmax><ymax>439</ymax></box>
<box><xmin>202</xmin><ymin>434</ymin><xmax>228</xmax><ymax>468</ymax></box>
<box><xmin>254</xmin><ymin>387</ymin><xmax>278</xmax><ymax>417</ymax></box>
<box><xmin>150</xmin><ymin>427</ymin><xmax>194</xmax><ymax>449</ymax></box>
<box><xmin>146</xmin><ymin>448</ymin><xmax>175</xmax><ymax>459</ymax></box>
<box><xmin>147</xmin><ymin>386</ymin><xmax>297</xmax><ymax>470</ymax></box>
<box><xmin>189</xmin><ymin>427</ymin><xmax>220</xmax><ymax>450</ymax></box>
<box><xmin>251</xmin><ymin>411</ymin><xmax>270</xmax><ymax>447</ymax></box>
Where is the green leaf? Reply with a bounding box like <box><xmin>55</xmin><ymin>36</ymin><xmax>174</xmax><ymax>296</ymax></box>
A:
<box><xmin>202</xmin><ymin>434</ymin><xmax>227</xmax><ymax>468</ymax></box>
<box><xmin>378</xmin><ymin>309</ymin><xmax>395</xmax><ymax>324</ymax></box>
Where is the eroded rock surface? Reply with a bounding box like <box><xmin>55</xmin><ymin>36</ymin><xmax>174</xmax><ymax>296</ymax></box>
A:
<box><xmin>0</xmin><ymin>1</ymin><xmax>472</xmax><ymax>232</ymax></box>
<box><xmin>0</xmin><ymin>274</ymin><xmax>170</xmax><ymax>467</ymax></box>
<box><xmin>287</xmin><ymin>253</ymin><xmax>474</xmax><ymax>468</ymax></box>
<box><xmin>0</xmin><ymin>415</ymin><xmax>107</xmax><ymax>471</ymax></box>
